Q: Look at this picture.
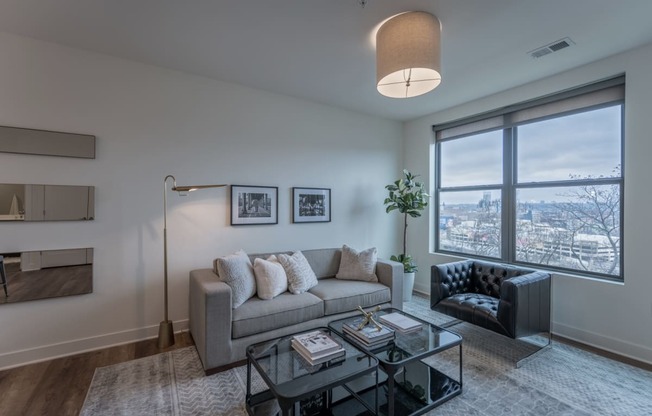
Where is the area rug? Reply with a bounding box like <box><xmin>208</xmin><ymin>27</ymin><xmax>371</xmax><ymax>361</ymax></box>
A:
<box><xmin>81</xmin><ymin>295</ymin><xmax>652</xmax><ymax>415</ymax></box>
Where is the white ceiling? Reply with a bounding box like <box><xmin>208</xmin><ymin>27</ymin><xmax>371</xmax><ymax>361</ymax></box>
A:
<box><xmin>1</xmin><ymin>0</ymin><xmax>652</xmax><ymax>121</ymax></box>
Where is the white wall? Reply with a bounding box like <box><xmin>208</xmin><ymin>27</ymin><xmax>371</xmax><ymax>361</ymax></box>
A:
<box><xmin>0</xmin><ymin>32</ymin><xmax>403</xmax><ymax>369</ymax></box>
<box><xmin>404</xmin><ymin>42</ymin><xmax>652</xmax><ymax>364</ymax></box>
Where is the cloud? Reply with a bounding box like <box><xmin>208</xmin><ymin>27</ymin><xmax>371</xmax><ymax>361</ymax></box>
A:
<box><xmin>439</xmin><ymin>105</ymin><xmax>622</xmax><ymax>187</ymax></box>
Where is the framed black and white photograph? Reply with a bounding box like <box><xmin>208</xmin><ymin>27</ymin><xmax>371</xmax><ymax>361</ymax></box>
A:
<box><xmin>293</xmin><ymin>187</ymin><xmax>331</xmax><ymax>223</ymax></box>
<box><xmin>231</xmin><ymin>185</ymin><xmax>278</xmax><ymax>225</ymax></box>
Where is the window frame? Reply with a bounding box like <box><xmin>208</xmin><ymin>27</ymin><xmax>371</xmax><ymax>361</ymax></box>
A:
<box><xmin>434</xmin><ymin>79</ymin><xmax>625</xmax><ymax>282</ymax></box>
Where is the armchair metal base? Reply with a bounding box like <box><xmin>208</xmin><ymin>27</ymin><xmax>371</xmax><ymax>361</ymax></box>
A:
<box><xmin>437</xmin><ymin>317</ymin><xmax>552</xmax><ymax>368</ymax></box>
<box><xmin>515</xmin><ymin>331</ymin><xmax>552</xmax><ymax>368</ymax></box>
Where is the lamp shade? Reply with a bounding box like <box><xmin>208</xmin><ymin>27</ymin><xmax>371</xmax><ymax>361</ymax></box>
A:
<box><xmin>376</xmin><ymin>11</ymin><xmax>441</xmax><ymax>98</ymax></box>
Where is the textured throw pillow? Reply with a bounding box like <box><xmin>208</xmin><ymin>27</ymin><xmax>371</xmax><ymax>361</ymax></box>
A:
<box><xmin>336</xmin><ymin>244</ymin><xmax>378</xmax><ymax>282</ymax></box>
<box><xmin>253</xmin><ymin>255</ymin><xmax>288</xmax><ymax>300</ymax></box>
<box><xmin>215</xmin><ymin>249</ymin><xmax>256</xmax><ymax>308</ymax></box>
<box><xmin>277</xmin><ymin>251</ymin><xmax>318</xmax><ymax>294</ymax></box>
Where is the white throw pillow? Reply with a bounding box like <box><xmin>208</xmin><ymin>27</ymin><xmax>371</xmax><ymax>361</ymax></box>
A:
<box><xmin>253</xmin><ymin>255</ymin><xmax>288</xmax><ymax>300</ymax></box>
<box><xmin>277</xmin><ymin>251</ymin><xmax>318</xmax><ymax>294</ymax></box>
<box><xmin>335</xmin><ymin>244</ymin><xmax>378</xmax><ymax>282</ymax></box>
<box><xmin>215</xmin><ymin>249</ymin><xmax>257</xmax><ymax>308</ymax></box>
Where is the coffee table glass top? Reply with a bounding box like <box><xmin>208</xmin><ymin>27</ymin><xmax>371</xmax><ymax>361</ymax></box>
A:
<box><xmin>328</xmin><ymin>308</ymin><xmax>462</xmax><ymax>365</ymax></box>
<box><xmin>246</xmin><ymin>327</ymin><xmax>377</xmax><ymax>402</ymax></box>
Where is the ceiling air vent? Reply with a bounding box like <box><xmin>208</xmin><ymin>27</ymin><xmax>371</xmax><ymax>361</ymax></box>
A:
<box><xmin>528</xmin><ymin>37</ymin><xmax>575</xmax><ymax>59</ymax></box>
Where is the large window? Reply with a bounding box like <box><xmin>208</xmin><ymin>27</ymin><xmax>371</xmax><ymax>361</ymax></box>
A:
<box><xmin>435</xmin><ymin>77</ymin><xmax>624</xmax><ymax>280</ymax></box>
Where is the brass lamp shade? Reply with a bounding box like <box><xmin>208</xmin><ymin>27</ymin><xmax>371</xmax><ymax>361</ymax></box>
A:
<box><xmin>376</xmin><ymin>11</ymin><xmax>441</xmax><ymax>98</ymax></box>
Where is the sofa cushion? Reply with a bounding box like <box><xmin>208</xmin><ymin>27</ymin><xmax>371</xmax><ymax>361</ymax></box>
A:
<box><xmin>308</xmin><ymin>278</ymin><xmax>390</xmax><ymax>315</ymax></box>
<box><xmin>232</xmin><ymin>292</ymin><xmax>324</xmax><ymax>339</ymax></box>
<box><xmin>253</xmin><ymin>255</ymin><xmax>288</xmax><ymax>300</ymax></box>
<box><xmin>249</xmin><ymin>251</ymin><xmax>292</xmax><ymax>264</ymax></box>
<box><xmin>278</xmin><ymin>251</ymin><xmax>319</xmax><ymax>294</ymax></box>
<box><xmin>301</xmin><ymin>248</ymin><xmax>341</xmax><ymax>279</ymax></box>
<box><xmin>336</xmin><ymin>245</ymin><xmax>378</xmax><ymax>282</ymax></box>
<box><xmin>215</xmin><ymin>249</ymin><xmax>256</xmax><ymax>308</ymax></box>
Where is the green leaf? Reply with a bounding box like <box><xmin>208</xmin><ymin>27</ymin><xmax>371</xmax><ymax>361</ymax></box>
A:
<box><xmin>384</xmin><ymin>170</ymin><xmax>429</xmax><ymax>268</ymax></box>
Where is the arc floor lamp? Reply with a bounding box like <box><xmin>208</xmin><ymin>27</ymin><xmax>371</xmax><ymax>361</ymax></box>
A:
<box><xmin>158</xmin><ymin>174</ymin><xmax>226</xmax><ymax>349</ymax></box>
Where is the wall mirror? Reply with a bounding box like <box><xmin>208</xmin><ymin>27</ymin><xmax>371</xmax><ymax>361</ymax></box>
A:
<box><xmin>0</xmin><ymin>183</ymin><xmax>95</xmax><ymax>221</ymax></box>
<box><xmin>0</xmin><ymin>125</ymin><xmax>95</xmax><ymax>159</ymax></box>
<box><xmin>0</xmin><ymin>248</ymin><xmax>93</xmax><ymax>304</ymax></box>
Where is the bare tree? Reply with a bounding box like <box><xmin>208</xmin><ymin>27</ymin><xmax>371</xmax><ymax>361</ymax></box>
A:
<box><xmin>554</xmin><ymin>166</ymin><xmax>621</xmax><ymax>274</ymax></box>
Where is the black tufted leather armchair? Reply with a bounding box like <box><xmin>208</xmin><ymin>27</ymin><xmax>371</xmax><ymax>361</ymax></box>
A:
<box><xmin>431</xmin><ymin>260</ymin><xmax>550</xmax><ymax>339</ymax></box>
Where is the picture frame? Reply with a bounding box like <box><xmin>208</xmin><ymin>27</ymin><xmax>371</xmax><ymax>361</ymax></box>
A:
<box><xmin>293</xmin><ymin>187</ymin><xmax>331</xmax><ymax>223</ymax></box>
<box><xmin>231</xmin><ymin>185</ymin><xmax>278</xmax><ymax>225</ymax></box>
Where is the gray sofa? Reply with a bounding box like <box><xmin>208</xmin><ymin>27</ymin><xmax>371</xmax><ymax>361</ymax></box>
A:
<box><xmin>189</xmin><ymin>247</ymin><xmax>404</xmax><ymax>374</ymax></box>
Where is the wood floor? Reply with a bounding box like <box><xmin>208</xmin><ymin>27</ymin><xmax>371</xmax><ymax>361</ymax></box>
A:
<box><xmin>0</xmin><ymin>329</ymin><xmax>649</xmax><ymax>416</ymax></box>
<box><xmin>0</xmin><ymin>332</ymin><xmax>194</xmax><ymax>416</ymax></box>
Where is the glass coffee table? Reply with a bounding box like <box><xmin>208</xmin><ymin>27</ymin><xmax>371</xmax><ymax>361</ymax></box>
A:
<box><xmin>329</xmin><ymin>308</ymin><xmax>463</xmax><ymax>416</ymax></box>
<box><xmin>246</xmin><ymin>327</ymin><xmax>379</xmax><ymax>415</ymax></box>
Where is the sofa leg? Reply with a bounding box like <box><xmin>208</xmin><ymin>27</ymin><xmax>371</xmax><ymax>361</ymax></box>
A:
<box><xmin>515</xmin><ymin>330</ymin><xmax>552</xmax><ymax>368</ymax></box>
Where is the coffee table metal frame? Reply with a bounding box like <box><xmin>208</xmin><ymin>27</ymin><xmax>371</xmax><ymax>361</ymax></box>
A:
<box><xmin>245</xmin><ymin>326</ymin><xmax>379</xmax><ymax>416</ymax></box>
<box><xmin>329</xmin><ymin>308</ymin><xmax>463</xmax><ymax>416</ymax></box>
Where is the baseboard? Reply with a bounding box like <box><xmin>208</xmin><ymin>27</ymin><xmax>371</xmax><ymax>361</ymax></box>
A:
<box><xmin>413</xmin><ymin>282</ymin><xmax>429</xmax><ymax>295</ymax></box>
<box><xmin>0</xmin><ymin>319</ymin><xmax>189</xmax><ymax>371</ymax></box>
<box><xmin>553</xmin><ymin>321</ymin><xmax>652</xmax><ymax>366</ymax></box>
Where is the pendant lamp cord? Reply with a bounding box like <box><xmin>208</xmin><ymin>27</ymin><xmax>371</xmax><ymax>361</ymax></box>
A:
<box><xmin>404</xmin><ymin>68</ymin><xmax>412</xmax><ymax>97</ymax></box>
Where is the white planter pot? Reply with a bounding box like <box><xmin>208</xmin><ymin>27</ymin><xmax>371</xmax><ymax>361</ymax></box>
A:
<box><xmin>403</xmin><ymin>272</ymin><xmax>415</xmax><ymax>303</ymax></box>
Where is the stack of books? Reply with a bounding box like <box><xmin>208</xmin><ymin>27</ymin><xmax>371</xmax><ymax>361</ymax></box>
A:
<box><xmin>379</xmin><ymin>312</ymin><xmax>423</xmax><ymax>334</ymax></box>
<box><xmin>342</xmin><ymin>317</ymin><xmax>395</xmax><ymax>348</ymax></box>
<box><xmin>291</xmin><ymin>330</ymin><xmax>345</xmax><ymax>366</ymax></box>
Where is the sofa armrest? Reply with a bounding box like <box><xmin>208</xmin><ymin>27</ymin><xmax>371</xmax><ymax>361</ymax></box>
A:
<box><xmin>430</xmin><ymin>260</ymin><xmax>475</xmax><ymax>309</ymax></box>
<box><xmin>189</xmin><ymin>268</ymin><xmax>233</xmax><ymax>371</ymax></box>
<box><xmin>376</xmin><ymin>258</ymin><xmax>404</xmax><ymax>310</ymax></box>
<box><xmin>498</xmin><ymin>270</ymin><xmax>551</xmax><ymax>338</ymax></box>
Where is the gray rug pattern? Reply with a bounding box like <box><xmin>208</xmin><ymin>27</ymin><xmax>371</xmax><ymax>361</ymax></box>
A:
<box><xmin>81</xmin><ymin>295</ymin><xmax>652</xmax><ymax>415</ymax></box>
<box><xmin>81</xmin><ymin>349</ymin><xmax>177</xmax><ymax>414</ymax></box>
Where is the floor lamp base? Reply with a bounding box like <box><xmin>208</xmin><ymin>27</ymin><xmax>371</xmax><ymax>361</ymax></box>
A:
<box><xmin>157</xmin><ymin>320</ymin><xmax>175</xmax><ymax>349</ymax></box>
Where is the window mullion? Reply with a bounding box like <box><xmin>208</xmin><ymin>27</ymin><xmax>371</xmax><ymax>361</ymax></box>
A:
<box><xmin>435</xmin><ymin>141</ymin><xmax>441</xmax><ymax>252</ymax></box>
<box><xmin>503</xmin><ymin>127</ymin><xmax>516</xmax><ymax>263</ymax></box>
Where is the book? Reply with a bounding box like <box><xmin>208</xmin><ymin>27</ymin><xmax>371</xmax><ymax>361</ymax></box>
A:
<box><xmin>342</xmin><ymin>327</ymin><xmax>394</xmax><ymax>349</ymax></box>
<box><xmin>292</xmin><ymin>330</ymin><xmax>342</xmax><ymax>357</ymax></box>
<box><xmin>292</xmin><ymin>342</ymin><xmax>346</xmax><ymax>366</ymax></box>
<box><xmin>342</xmin><ymin>318</ymin><xmax>395</xmax><ymax>345</ymax></box>
<box><xmin>379</xmin><ymin>312</ymin><xmax>423</xmax><ymax>333</ymax></box>
<box><xmin>342</xmin><ymin>324</ymin><xmax>394</xmax><ymax>344</ymax></box>
<box><xmin>291</xmin><ymin>338</ymin><xmax>344</xmax><ymax>359</ymax></box>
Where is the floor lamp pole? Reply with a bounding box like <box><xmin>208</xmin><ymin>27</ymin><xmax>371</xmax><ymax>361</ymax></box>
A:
<box><xmin>158</xmin><ymin>175</ymin><xmax>175</xmax><ymax>349</ymax></box>
<box><xmin>157</xmin><ymin>175</ymin><xmax>226</xmax><ymax>349</ymax></box>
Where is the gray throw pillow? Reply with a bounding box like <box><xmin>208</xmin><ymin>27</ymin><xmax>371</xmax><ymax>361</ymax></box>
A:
<box><xmin>335</xmin><ymin>244</ymin><xmax>378</xmax><ymax>282</ymax></box>
<box><xmin>215</xmin><ymin>249</ymin><xmax>256</xmax><ymax>308</ymax></box>
<box><xmin>277</xmin><ymin>251</ymin><xmax>318</xmax><ymax>294</ymax></box>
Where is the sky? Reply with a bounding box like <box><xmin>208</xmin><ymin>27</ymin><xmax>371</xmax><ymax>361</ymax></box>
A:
<box><xmin>438</xmin><ymin>105</ymin><xmax>622</xmax><ymax>204</ymax></box>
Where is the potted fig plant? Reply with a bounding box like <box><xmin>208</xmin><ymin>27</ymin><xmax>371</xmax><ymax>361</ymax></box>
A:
<box><xmin>384</xmin><ymin>169</ymin><xmax>429</xmax><ymax>302</ymax></box>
